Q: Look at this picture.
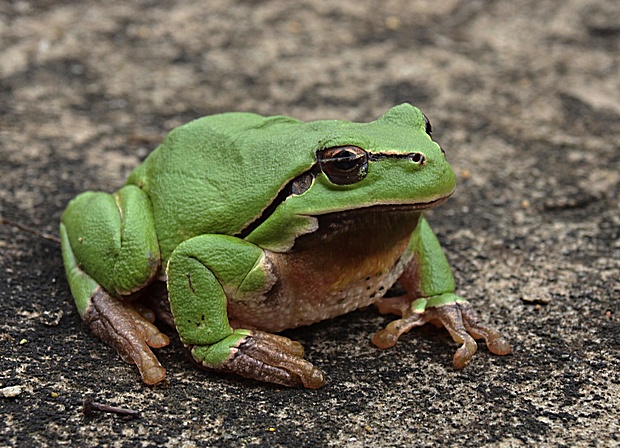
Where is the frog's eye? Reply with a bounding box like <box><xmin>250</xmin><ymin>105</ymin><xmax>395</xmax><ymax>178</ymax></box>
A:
<box><xmin>317</xmin><ymin>146</ymin><xmax>368</xmax><ymax>185</ymax></box>
<box><xmin>423</xmin><ymin>114</ymin><xmax>432</xmax><ymax>136</ymax></box>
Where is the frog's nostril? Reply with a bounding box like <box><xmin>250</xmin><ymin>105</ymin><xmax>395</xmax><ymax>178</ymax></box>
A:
<box><xmin>409</xmin><ymin>153</ymin><xmax>425</xmax><ymax>164</ymax></box>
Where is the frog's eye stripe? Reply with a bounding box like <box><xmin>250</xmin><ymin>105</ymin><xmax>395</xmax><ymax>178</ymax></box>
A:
<box><xmin>368</xmin><ymin>152</ymin><xmax>426</xmax><ymax>165</ymax></box>
<box><xmin>316</xmin><ymin>146</ymin><xmax>428</xmax><ymax>187</ymax></box>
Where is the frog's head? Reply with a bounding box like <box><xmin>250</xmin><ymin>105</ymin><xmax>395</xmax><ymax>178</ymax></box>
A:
<box><xmin>243</xmin><ymin>103</ymin><xmax>457</xmax><ymax>251</ymax></box>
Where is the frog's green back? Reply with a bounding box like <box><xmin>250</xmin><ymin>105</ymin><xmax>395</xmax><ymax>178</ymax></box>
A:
<box><xmin>127</xmin><ymin>104</ymin><xmax>446</xmax><ymax>262</ymax></box>
<box><xmin>127</xmin><ymin>112</ymin><xmax>308</xmax><ymax>261</ymax></box>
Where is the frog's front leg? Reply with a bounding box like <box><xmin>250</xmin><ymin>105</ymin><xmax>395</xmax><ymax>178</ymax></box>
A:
<box><xmin>60</xmin><ymin>186</ymin><xmax>168</xmax><ymax>385</ymax></box>
<box><xmin>167</xmin><ymin>235</ymin><xmax>325</xmax><ymax>389</ymax></box>
<box><xmin>373</xmin><ymin>216</ymin><xmax>511</xmax><ymax>368</ymax></box>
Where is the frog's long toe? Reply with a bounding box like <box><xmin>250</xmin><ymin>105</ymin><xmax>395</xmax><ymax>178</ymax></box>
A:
<box><xmin>372</xmin><ymin>313</ymin><xmax>426</xmax><ymax>349</ymax></box>
<box><xmin>198</xmin><ymin>331</ymin><xmax>325</xmax><ymax>389</ymax></box>
<box><xmin>428</xmin><ymin>301</ymin><xmax>511</xmax><ymax>369</ymax></box>
<box><xmin>459</xmin><ymin>302</ymin><xmax>512</xmax><ymax>356</ymax></box>
<box><xmin>84</xmin><ymin>289</ymin><xmax>169</xmax><ymax>385</ymax></box>
<box><xmin>426</xmin><ymin>303</ymin><xmax>479</xmax><ymax>369</ymax></box>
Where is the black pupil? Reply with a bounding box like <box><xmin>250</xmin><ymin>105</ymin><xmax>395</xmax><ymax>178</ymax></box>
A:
<box><xmin>332</xmin><ymin>150</ymin><xmax>358</xmax><ymax>170</ymax></box>
<box><xmin>317</xmin><ymin>145</ymin><xmax>369</xmax><ymax>186</ymax></box>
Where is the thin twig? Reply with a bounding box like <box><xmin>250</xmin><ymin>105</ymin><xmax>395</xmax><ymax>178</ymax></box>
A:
<box><xmin>82</xmin><ymin>397</ymin><xmax>140</xmax><ymax>418</ymax></box>
<box><xmin>0</xmin><ymin>217</ymin><xmax>61</xmax><ymax>244</ymax></box>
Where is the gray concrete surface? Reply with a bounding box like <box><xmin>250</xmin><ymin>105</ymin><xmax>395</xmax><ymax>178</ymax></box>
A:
<box><xmin>1</xmin><ymin>1</ymin><xmax>618</xmax><ymax>446</ymax></box>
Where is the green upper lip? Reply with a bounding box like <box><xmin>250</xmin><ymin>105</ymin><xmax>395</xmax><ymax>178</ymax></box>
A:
<box><xmin>303</xmin><ymin>191</ymin><xmax>454</xmax><ymax>217</ymax></box>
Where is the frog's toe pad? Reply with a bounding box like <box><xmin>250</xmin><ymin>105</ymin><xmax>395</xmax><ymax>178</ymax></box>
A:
<box><xmin>223</xmin><ymin>331</ymin><xmax>325</xmax><ymax>389</ymax></box>
<box><xmin>372</xmin><ymin>312</ymin><xmax>426</xmax><ymax>349</ymax></box>
<box><xmin>84</xmin><ymin>289</ymin><xmax>169</xmax><ymax>385</ymax></box>
<box><xmin>487</xmin><ymin>337</ymin><xmax>512</xmax><ymax>356</ymax></box>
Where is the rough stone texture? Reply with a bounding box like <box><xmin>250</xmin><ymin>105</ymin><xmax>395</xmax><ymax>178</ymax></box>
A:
<box><xmin>1</xmin><ymin>1</ymin><xmax>618</xmax><ymax>446</ymax></box>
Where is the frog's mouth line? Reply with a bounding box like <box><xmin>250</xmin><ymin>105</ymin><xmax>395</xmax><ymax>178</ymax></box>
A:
<box><xmin>307</xmin><ymin>194</ymin><xmax>452</xmax><ymax>218</ymax></box>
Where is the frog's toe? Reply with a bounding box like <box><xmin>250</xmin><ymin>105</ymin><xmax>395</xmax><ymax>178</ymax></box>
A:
<box><xmin>84</xmin><ymin>289</ymin><xmax>169</xmax><ymax>385</ymax></box>
<box><xmin>141</xmin><ymin>365</ymin><xmax>167</xmax><ymax>386</ymax></box>
<box><xmin>234</xmin><ymin>332</ymin><xmax>325</xmax><ymax>388</ymax></box>
<box><xmin>422</xmin><ymin>302</ymin><xmax>477</xmax><ymax>369</ymax></box>
<box><xmin>195</xmin><ymin>331</ymin><xmax>325</xmax><ymax>389</ymax></box>
<box><xmin>428</xmin><ymin>301</ymin><xmax>511</xmax><ymax>369</ymax></box>
<box><xmin>460</xmin><ymin>303</ymin><xmax>512</xmax><ymax>356</ymax></box>
<box><xmin>372</xmin><ymin>313</ymin><xmax>426</xmax><ymax>349</ymax></box>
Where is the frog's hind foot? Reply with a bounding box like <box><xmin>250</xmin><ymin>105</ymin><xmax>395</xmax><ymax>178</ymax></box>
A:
<box><xmin>84</xmin><ymin>289</ymin><xmax>170</xmax><ymax>385</ymax></box>
<box><xmin>191</xmin><ymin>330</ymin><xmax>326</xmax><ymax>389</ymax></box>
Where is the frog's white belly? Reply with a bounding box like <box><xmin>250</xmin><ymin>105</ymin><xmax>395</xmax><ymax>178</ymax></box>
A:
<box><xmin>227</xmin><ymin>242</ymin><xmax>415</xmax><ymax>333</ymax></box>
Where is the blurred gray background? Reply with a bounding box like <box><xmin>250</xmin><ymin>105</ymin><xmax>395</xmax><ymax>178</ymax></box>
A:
<box><xmin>1</xmin><ymin>1</ymin><xmax>618</xmax><ymax>446</ymax></box>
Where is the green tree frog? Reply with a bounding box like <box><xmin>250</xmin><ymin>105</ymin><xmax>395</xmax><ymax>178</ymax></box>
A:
<box><xmin>60</xmin><ymin>104</ymin><xmax>511</xmax><ymax>388</ymax></box>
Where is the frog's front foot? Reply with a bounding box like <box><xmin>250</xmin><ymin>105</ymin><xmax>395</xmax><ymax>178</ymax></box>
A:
<box><xmin>84</xmin><ymin>289</ymin><xmax>170</xmax><ymax>385</ymax></box>
<box><xmin>190</xmin><ymin>330</ymin><xmax>325</xmax><ymax>389</ymax></box>
<box><xmin>373</xmin><ymin>294</ymin><xmax>511</xmax><ymax>369</ymax></box>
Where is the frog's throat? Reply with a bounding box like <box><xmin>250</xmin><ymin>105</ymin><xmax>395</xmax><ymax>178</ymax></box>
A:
<box><xmin>289</xmin><ymin>195</ymin><xmax>450</xmax><ymax>254</ymax></box>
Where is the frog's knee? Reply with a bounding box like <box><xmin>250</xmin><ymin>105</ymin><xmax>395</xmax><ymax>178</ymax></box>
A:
<box><xmin>61</xmin><ymin>187</ymin><xmax>160</xmax><ymax>296</ymax></box>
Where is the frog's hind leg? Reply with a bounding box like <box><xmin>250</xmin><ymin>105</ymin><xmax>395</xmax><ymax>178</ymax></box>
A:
<box><xmin>60</xmin><ymin>186</ymin><xmax>168</xmax><ymax>384</ymax></box>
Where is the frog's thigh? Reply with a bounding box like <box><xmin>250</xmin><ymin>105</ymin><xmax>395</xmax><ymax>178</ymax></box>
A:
<box><xmin>166</xmin><ymin>235</ymin><xmax>269</xmax><ymax>346</ymax></box>
<box><xmin>60</xmin><ymin>185</ymin><xmax>160</xmax><ymax>312</ymax></box>
<box><xmin>167</xmin><ymin>236</ymin><xmax>325</xmax><ymax>388</ymax></box>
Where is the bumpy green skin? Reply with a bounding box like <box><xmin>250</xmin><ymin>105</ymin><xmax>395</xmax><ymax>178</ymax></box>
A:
<box><xmin>60</xmin><ymin>104</ymin><xmax>505</xmax><ymax>385</ymax></box>
<box><xmin>60</xmin><ymin>185</ymin><xmax>160</xmax><ymax>315</ymax></box>
<box><xmin>407</xmin><ymin>219</ymin><xmax>467</xmax><ymax>316</ymax></box>
<box><xmin>126</xmin><ymin>104</ymin><xmax>454</xmax><ymax>258</ymax></box>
